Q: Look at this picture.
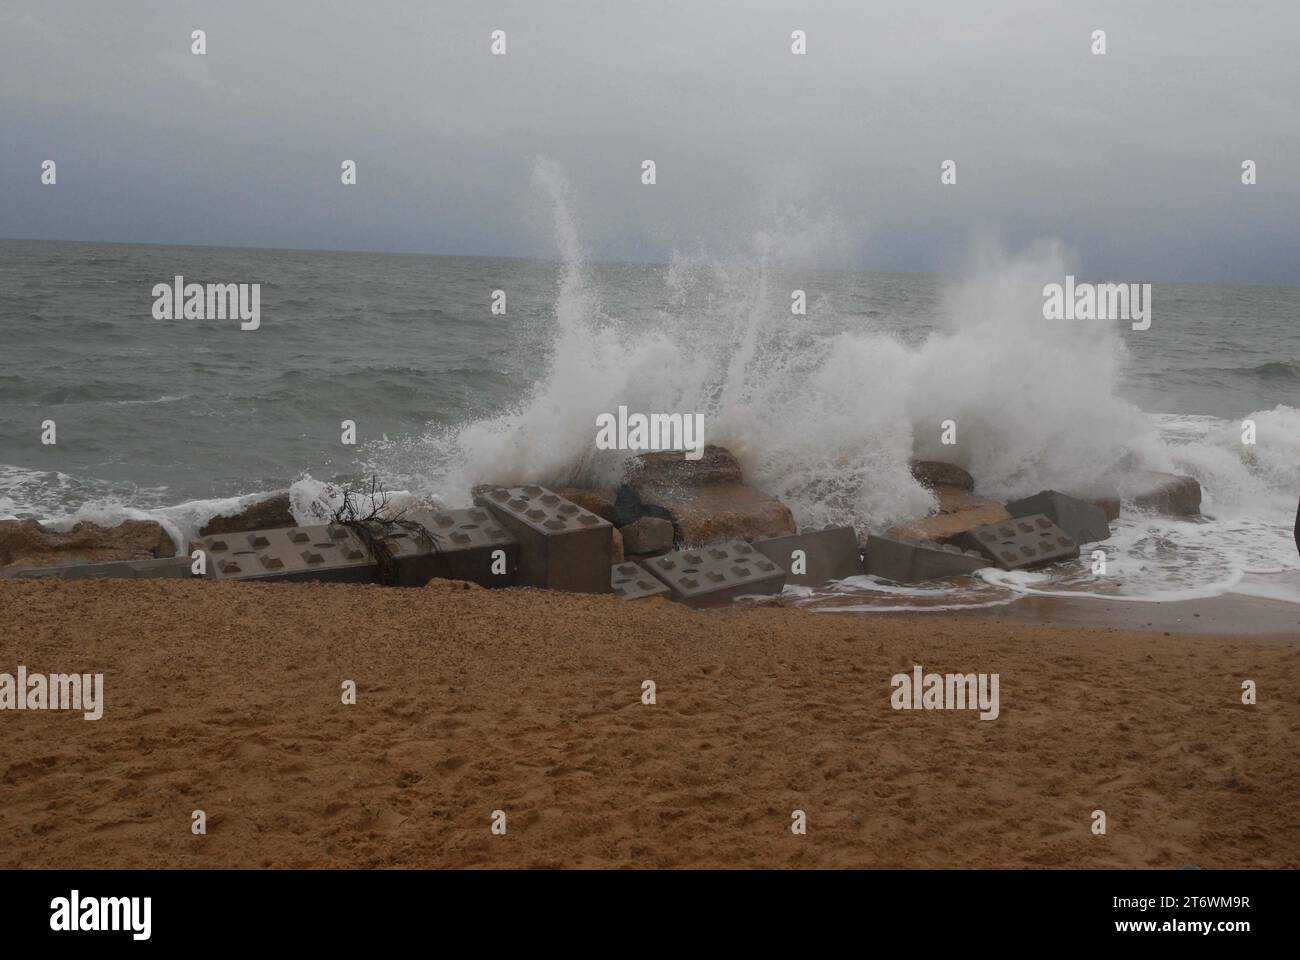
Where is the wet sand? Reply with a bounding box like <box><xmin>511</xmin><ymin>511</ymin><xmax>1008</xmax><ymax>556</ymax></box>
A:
<box><xmin>929</xmin><ymin>591</ymin><xmax>1300</xmax><ymax>636</ymax></box>
<box><xmin>0</xmin><ymin>577</ymin><xmax>1296</xmax><ymax>869</ymax></box>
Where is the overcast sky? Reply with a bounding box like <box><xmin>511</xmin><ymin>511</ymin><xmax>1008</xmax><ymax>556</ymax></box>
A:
<box><xmin>2</xmin><ymin>0</ymin><xmax>1297</xmax><ymax>285</ymax></box>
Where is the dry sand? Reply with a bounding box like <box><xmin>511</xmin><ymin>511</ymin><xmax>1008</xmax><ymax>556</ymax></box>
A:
<box><xmin>0</xmin><ymin>578</ymin><xmax>1296</xmax><ymax>869</ymax></box>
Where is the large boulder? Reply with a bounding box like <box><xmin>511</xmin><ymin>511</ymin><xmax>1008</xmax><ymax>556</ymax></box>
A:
<box><xmin>909</xmin><ymin>460</ymin><xmax>974</xmax><ymax>492</ymax></box>
<box><xmin>626</xmin><ymin>447</ymin><xmax>795</xmax><ymax>546</ymax></box>
<box><xmin>1117</xmin><ymin>471</ymin><xmax>1202</xmax><ymax>517</ymax></box>
<box><xmin>637</xmin><ymin>484</ymin><xmax>795</xmax><ymax>546</ymax></box>
<box><xmin>199</xmin><ymin>493</ymin><xmax>296</xmax><ymax>536</ymax></box>
<box><xmin>625</xmin><ymin>445</ymin><xmax>744</xmax><ymax>488</ymax></box>
<box><xmin>1060</xmin><ymin>484</ymin><xmax>1121</xmax><ymax>522</ymax></box>
<box><xmin>0</xmin><ymin>518</ymin><xmax>176</xmax><ymax>568</ymax></box>
<box><xmin>886</xmin><ymin>486</ymin><xmax>1011</xmax><ymax>543</ymax></box>
<box><xmin>620</xmin><ymin>516</ymin><xmax>674</xmax><ymax>555</ymax></box>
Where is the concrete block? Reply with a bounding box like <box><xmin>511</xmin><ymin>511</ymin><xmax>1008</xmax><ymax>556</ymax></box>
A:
<box><xmin>610</xmin><ymin>562</ymin><xmax>671</xmax><ymax>600</ymax></box>
<box><xmin>1006</xmin><ymin>489</ymin><xmax>1110</xmax><ymax>545</ymax></box>
<box><xmin>475</xmin><ymin>485</ymin><xmax>613</xmax><ymax>593</ymax></box>
<box><xmin>958</xmin><ymin>514</ymin><xmax>1080</xmax><ymax>570</ymax></box>
<box><xmin>909</xmin><ymin>541</ymin><xmax>991</xmax><ymax>581</ymax></box>
<box><xmin>863</xmin><ymin>534</ymin><xmax>987</xmax><ymax>583</ymax></box>
<box><xmin>0</xmin><ymin>556</ymin><xmax>193</xmax><ymax>581</ymax></box>
<box><xmin>405</xmin><ymin>507</ymin><xmax>519</xmax><ymax>587</ymax></box>
<box><xmin>198</xmin><ymin>524</ymin><xmax>375</xmax><ymax>583</ymax></box>
<box><xmin>640</xmin><ymin>540</ymin><xmax>786</xmax><ymax>607</ymax></box>
<box><xmin>753</xmin><ymin>526</ymin><xmax>863</xmax><ymax>586</ymax></box>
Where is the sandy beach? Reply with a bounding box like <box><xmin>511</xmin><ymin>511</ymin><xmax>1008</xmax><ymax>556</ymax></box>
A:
<box><xmin>1</xmin><ymin>577</ymin><xmax>1295</xmax><ymax>869</ymax></box>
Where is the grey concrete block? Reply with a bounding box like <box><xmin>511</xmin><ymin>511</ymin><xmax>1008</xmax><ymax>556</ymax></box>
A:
<box><xmin>1006</xmin><ymin>489</ymin><xmax>1110</xmax><ymax>545</ymax></box>
<box><xmin>958</xmin><ymin>514</ymin><xmax>1080</xmax><ymax>570</ymax></box>
<box><xmin>640</xmin><ymin>540</ymin><xmax>786</xmax><ymax>607</ymax></box>
<box><xmin>0</xmin><ymin>556</ymin><xmax>194</xmax><ymax>581</ymax></box>
<box><xmin>752</xmin><ymin>526</ymin><xmax>863</xmax><ymax>586</ymax></box>
<box><xmin>864</xmin><ymin>534</ymin><xmax>988</xmax><ymax>583</ymax></box>
<box><xmin>475</xmin><ymin>485</ymin><xmax>613</xmax><ymax>593</ymax></box>
<box><xmin>198</xmin><ymin>524</ymin><xmax>376</xmax><ymax>583</ymax></box>
<box><xmin>406</xmin><ymin>507</ymin><xmax>519</xmax><ymax>587</ymax></box>
<box><xmin>610</xmin><ymin>562</ymin><xmax>671</xmax><ymax>600</ymax></box>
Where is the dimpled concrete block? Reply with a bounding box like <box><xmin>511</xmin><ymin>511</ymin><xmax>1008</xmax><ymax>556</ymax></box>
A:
<box><xmin>198</xmin><ymin>524</ymin><xmax>376</xmax><ymax>583</ymax></box>
<box><xmin>475</xmin><ymin>485</ymin><xmax>613</xmax><ymax>593</ymax></box>
<box><xmin>406</xmin><ymin>507</ymin><xmax>519</xmax><ymax>587</ymax></box>
<box><xmin>959</xmin><ymin>514</ymin><xmax>1080</xmax><ymax>571</ymax></box>
<box><xmin>0</xmin><ymin>556</ymin><xmax>193</xmax><ymax>580</ymax></box>
<box><xmin>862</xmin><ymin>534</ymin><xmax>916</xmax><ymax>582</ymax></box>
<box><xmin>864</xmin><ymin>534</ymin><xmax>988</xmax><ymax>583</ymax></box>
<box><xmin>610</xmin><ymin>562</ymin><xmax>671</xmax><ymax>600</ymax></box>
<box><xmin>641</xmin><ymin>540</ymin><xmax>786</xmax><ymax>607</ymax></box>
<box><xmin>753</xmin><ymin>526</ymin><xmax>863</xmax><ymax>586</ymax></box>
<box><xmin>1006</xmin><ymin>489</ymin><xmax>1110</xmax><ymax>545</ymax></box>
<box><xmin>908</xmin><ymin>540</ymin><xmax>990</xmax><ymax>581</ymax></box>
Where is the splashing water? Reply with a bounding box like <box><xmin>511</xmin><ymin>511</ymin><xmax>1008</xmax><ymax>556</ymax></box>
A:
<box><xmin>364</xmin><ymin>159</ymin><xmax>1299</xmax><ymax>609</ymax></box>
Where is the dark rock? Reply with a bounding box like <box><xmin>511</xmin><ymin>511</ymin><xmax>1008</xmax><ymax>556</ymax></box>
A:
<box><xmin>199</xmin><ymin>493</ymin><xmax>295</xmax><ymax>537</ymax></box>
<box><xmin>909</xmin><ymin>460</ymin><xmax>974</xmax><ymax>492</ymax></box>
<box><xmin>620</xmin><ymin>517</ymin><xmax>674</xmax><ymax>555</ymax></box>
<box><xmin>1117</xmin><ymin>471</ymin><xmax>1202</xmax><ymax>517</ymax></box>
<box><xmin>625</xmin><ymin>445</ymin><xmax>744</xmax><ymax>488</ymax></box>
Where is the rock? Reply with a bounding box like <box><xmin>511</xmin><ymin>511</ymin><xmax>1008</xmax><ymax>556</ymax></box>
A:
<box><xmin>613</xmin><ymin>485</ymin><xmax>675</xmax><ymax>526</ymax></box>
<box><xmin>553</xmin><ymin>487</ymin><xmax>619</xmax><ymax>524</ymax></box>
<box><xmin>639</xmin><ymin>484</ymin><xmax>796</xmax><ymax>546</ymax></box>
<box><xmin>624</xmin><ymin>444</ymin><xmax>793</xmax><ymax>546</ymax></box>
<box><xmin>620</xmin><ymin>517</ymin><xmax>674</xmax><ymax>555</ymax></box>
<box><xmin>611</xmin><ymin>526</ymin><xmax>625</xmax><ymax>565</ymax></box>
<box><xmin>1117</xmin><ymin>471</ymin><xmax>1202</xmax><ymax>517</ymax></box>
<box><xmin>1061</xmin><ymin>485</ymin><xmax>1121</xmax><ymax>522</ymax></box>
<box><xmin>909</xmin><ymin>460</ymin><xmax>974</xmax><ymax>492</ymax></box>
<box><xmin>199</xmin><ymin>493</ymin><xmax>296</xmax><ymax>537</ymax></box>
<box><xmin>425</xmin><ymin>578</ymin><xmax>484</xmax><ymax>592</ymax></box>
<box><xmin>625</xmin><ymin>445</ymin><xmax>744</xmax><ymax>488</ymax></box>
<box><xmin>0</xmin><ymin>519</ymin><xmax>176</xmax><ymax>569</ymax></box>
<box><xmin>886</xmin><ymin>485</ymin><xmax>1011</xmax><ymax>542</ymax></box>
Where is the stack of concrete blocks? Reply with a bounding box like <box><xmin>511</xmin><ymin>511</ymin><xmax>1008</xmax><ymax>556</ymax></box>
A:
<box><xmin>863</xmin><ymin>535</ymin><xmax>989</xmax><ymax>583</ymax></box>
<box><xmin>957</xmin><ymin>514</ymin><xmax>1080</xmax><ymax>570</ymax></box>
<box><xmin>1005</xmin><ymin>490</ymin><xmax>1110</xmax><ymax>545</ymax></box>
<box><xmin>475</xmin><ymin>485</ymin><xmax>613</xmax><ymax>593</ymax></box>
<box><xmin>752</xmin><ymin>526</ymin><xmax>864</xmax><ymax>587</ymax></box>
<box><xmin>635</xmin><ymin>540</ymin><xmax>786</xmax><ymax>607</ymax></box>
